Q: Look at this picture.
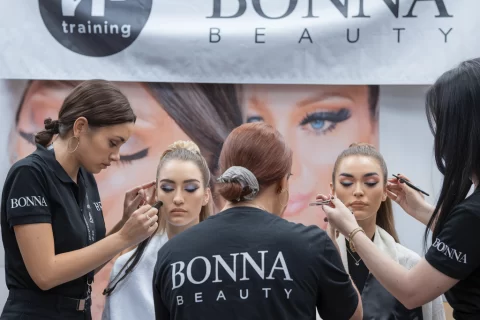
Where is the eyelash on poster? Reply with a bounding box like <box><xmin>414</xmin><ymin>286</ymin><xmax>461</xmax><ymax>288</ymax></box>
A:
<box><xmin>18</xmin><ymin>130</ymin><xmax>149</xmax><ymax>163</ymax></box>
<box><xmin>246</xmin><ymin>108</ymin><xmax>352</xmax><ymax>126</ymax></box>
<box><xmin>298</xmin><ymin>108</ymin><xmax>351</xmax><ymax>126</ymax></box>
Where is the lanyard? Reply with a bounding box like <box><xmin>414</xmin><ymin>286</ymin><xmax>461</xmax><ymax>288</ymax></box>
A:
<box><xmin>82</xmin><ymin>193</ymin><xmax>96</xmax><ymax>244</ymax></box>
<box><xmin>81</xmin><ymin>192</ymin><xmax>96</xmax><ymax>296</ymax></box>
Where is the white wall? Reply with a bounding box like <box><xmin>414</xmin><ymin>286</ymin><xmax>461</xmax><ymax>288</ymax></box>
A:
<box><xmin>379</xmin><ymin>85</ymin><xmax>443</xmax><ymax>253</ymax></box>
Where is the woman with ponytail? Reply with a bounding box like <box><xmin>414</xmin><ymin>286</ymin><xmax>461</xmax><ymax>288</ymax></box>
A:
<box><xmin>323</xmin><ymin>143</ymin><xmax>445</xmax><ymax>319</ymax></box>
<box><xmin>102</xmin><ymin>140</ymin><xmax>212</xmax><ymax>320</ymax></box>
<box><xmin>0</xmin><ymin>80</ymin><xmax>159</xmax><ymax>320</ymax></box>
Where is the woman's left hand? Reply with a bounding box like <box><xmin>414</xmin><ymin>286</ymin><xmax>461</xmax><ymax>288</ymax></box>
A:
<box><xmin>316</xmin><ymin>194</ymin><xmax>359</xmax><ymax>237</ymax></box>
<box><xmin>123</xmin><ymin>181</ymin><xmax>157</xmax><ymax>221</ymax></box>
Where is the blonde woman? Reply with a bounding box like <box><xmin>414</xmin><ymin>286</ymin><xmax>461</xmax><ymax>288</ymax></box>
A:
<box><xmin>102</xmin><ymin>141</ymin><xmax>212</xmax><ymax>320</ymax></box>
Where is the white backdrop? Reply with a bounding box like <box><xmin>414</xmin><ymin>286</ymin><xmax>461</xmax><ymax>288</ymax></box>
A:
<box><xmin>0</xmin><ymin>0</ymin><xmax>477</xmax><ymax>84</ymax></box>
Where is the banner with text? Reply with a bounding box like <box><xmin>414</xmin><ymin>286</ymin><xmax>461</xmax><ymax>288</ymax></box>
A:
<box><xmin>0</xmin><ymin>0</ymin><xmax>477</xmax><ymax>84</ymax></box>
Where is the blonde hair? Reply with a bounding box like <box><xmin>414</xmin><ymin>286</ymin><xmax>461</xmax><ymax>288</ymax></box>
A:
<box><xmin>156</xmin><ymin>140</ymin><xmax>212</xmax><ymax>232</ymax></box>
<box><xmin>332</xmin><ymin>142</ymin><xmax>399</xmax><ymax>243</ymax></box>
<box><xmin>103</xmin><ymin>140</ymin><xmax>211</xmax><ymax>296</ymax></box>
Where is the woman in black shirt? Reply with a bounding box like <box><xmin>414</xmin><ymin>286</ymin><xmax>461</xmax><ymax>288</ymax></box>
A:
<box><xmin>320</xmin><ymin>58</ymin><xmax>480</xmax><ymax>319</ymax></box>
<box><xmin>153</xmin><ymin>122</ymin><xmax>363</xmax><ymax>320</ymax></box>
<box><xmin>0</xmin><ymin>80</ymin><xmax>159</xmax><ymax>319</ymax></box>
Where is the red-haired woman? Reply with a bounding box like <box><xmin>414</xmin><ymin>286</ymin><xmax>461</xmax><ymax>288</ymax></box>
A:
<box><xmin>152</xmin><ymin>122</ymin><xmax>363</xmax><ymax>320</ymax></box>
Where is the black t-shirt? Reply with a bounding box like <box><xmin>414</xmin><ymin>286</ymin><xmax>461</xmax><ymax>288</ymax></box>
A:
<box><xmin>153</xmin><ymin>207</ymin><xmax>358</xmax><ymax>320</ymax></box>
<box><xmin>425</xmin><ymin>187</ymin><xmax>480</xmax><ymax>320</ymax></box>
<box><xmin>0</xmin><ymin>144</ymin><xmax>106</xmax><ymax>298</ymax></box>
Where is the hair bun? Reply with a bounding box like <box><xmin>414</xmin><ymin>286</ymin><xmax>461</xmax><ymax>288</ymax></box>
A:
<box><xmin>217</xmin><ymin>182</ymin><xmax>255</xmax><ymax>203</ymax></box>
<box><xmin>161</xmin><ymin>140</ymin><xmax>201</xmax><ymax>159</ymax></box>
<box><xmin>44</xmin><ymin>118</ymin><xmax>60</xmax><ymax>134</ymax></box>
<box><xmin>349</xmin><ymin>142</ymin><xmax>376</xmax><ymax>149</ymax></box>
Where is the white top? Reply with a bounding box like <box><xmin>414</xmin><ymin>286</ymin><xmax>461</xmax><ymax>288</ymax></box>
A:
<box><xmin>102</xmin><ymin>233</ymin><xmax>169</xmax><ymax>320</ymax></box>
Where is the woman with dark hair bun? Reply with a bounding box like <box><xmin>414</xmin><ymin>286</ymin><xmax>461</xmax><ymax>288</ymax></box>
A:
<box><xmin>153</xmin><ymin>122</ymin><xmax>363</xmax><ymax>320</ymax></box>
<box><xmin>0</xmin><ymin>80</ymin><xmax>159</xmax><ymax>320</ymax></box>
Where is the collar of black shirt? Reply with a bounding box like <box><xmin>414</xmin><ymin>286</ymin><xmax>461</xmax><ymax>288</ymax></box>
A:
<box><xmin>34</xmin><ymin>143</ymin><xmax>88</xmax><ymax>187</ymax></box>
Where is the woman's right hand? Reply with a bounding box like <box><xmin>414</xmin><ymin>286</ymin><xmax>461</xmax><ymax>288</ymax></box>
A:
<box><xmin>386</xmin><ymin>174</ymin><xmax>434</xmax><ymax>225</ymax></box>
<box><xmin>118</xmin><ymin>204</ymin><xmax>159</xmax><ymax>246</ymax></box>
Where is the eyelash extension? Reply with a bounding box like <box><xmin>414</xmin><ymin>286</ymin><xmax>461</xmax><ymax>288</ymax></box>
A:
<box><xmin>19</xmin><ymin>130</ymin><xmax>35</xmax><ymax>145</ymax></box>
<box><xmin>120</xmin><ymin>148</ymin><xmax>149</xmax><ymax>163</ymax></box>
<box><xmin>299</xmin><ymin>108</ymin><xmax>351</xmax><ymax>127</ymax></box>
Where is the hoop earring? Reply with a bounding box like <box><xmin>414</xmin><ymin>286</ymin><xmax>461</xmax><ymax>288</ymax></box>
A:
<box><xmin>279</xmin><ymin>188</ymin><xmax>289</xmax><ymax>208</ymax></box>
<box><xmin>67</xmin><ymin>136</ymin><xmax>80</xmax><ymax>154</ymax></box>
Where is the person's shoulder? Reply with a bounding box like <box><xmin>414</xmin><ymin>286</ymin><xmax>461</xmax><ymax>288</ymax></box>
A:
<box><xmin>6</xmin><ymin>155</ymin><xmax>49</xmax><ymax>181</ymax></box>
<box><xmin>271</xmin><ymin>218</ymin><xmax>331</xmax><ymax>252</ymax></box>
<box><xmin>454</xmin><ymin>188</ymin><xmax>480</xmax><ymax>218</ymax></box>
<box><xmin>445</xmin><ymin>190</ymin><xmax>480</xmax><ymax>226</ymax></box>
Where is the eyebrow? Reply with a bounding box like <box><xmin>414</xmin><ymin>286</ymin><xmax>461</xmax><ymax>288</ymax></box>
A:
<box><xmin>297</xmin><ymin>92</ymin><xmax>354</xmax><ymax>108</ymax></box>
<box><xmin>339</xmin><ymin>172</ymin><xmax>379</xmax><ymax>178</ymax></box>
<box><xmin>159</xmin><ymin>179</ymin><xmax>201</xmax><ymax>183</ymax></box>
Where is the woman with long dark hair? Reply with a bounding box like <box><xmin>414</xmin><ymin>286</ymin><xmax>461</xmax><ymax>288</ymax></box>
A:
<box><xmin>318</xmin><ymin>58</ymin><xmax>480</xmax><ymax>319</ymax></box>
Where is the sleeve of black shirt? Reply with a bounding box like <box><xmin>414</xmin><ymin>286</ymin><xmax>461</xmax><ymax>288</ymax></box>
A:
<box><xmin>153</xmin><ymin>262</ymin><xmax>170</xmax><ymax>320</ymax></box>
<box><xmin>5</xmin><ymin>166</ymin><xmax>52</xmax><ymax>227</ymax></box>
<box><xmin>314</xmin><ymin>232</ymin><xmax>359</xmax><ymax>320</ymax></box>
<box><xmin>425</xmin><ymin>206</ymin><xmax>480</xmax><ymax>280</ymax></box>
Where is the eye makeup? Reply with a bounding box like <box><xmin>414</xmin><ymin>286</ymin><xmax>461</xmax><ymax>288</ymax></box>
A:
<box><xmin>159</xmin><ymin>183</ymin><xmax>200</xmax><ymax>193</ymax></box>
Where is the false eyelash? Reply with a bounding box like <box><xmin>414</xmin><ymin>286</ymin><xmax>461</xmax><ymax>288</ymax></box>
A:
<box><xmin>299</xmin><ymin>108</ymin><xmax>351</xmax><ymax>126</ymax></box>
<box><xmin>120</xmin><ymin>148</ymin><xmax>149</xmax><ymax>163</ymax></box>
<box><xmin>19</xmin><ymin>130</ymin><xmax>35</xmax><ymax>145</ymax></box>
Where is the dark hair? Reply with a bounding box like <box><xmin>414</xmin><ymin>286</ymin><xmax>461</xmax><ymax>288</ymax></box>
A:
<box><xmin>103</xmin><ymin>140</ymin><xmax>212</xmax><ymax>296</ymax></box>
<box><xmin>217</xmin><ymin>122</ymin><xmax>293</xmax><ymax>202</ymax></box>
<box><xmin>425</xmin><ymin>58</ymin><xmax>480</xmax><ymax>248</ymax></box>
<box><xmin>332</xmin><ymin>143</ymin><xmax>399</xmax><ymax>242</ymax></box>
<box><xmin>368</xmin><ymin>85</ymin><xmax>380</xmax><ymax>121</ymax></box>
<box><xmin>34</xmin><ymin>80</ymin><xmax>136</xmax><ymax>147</ymax></box>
